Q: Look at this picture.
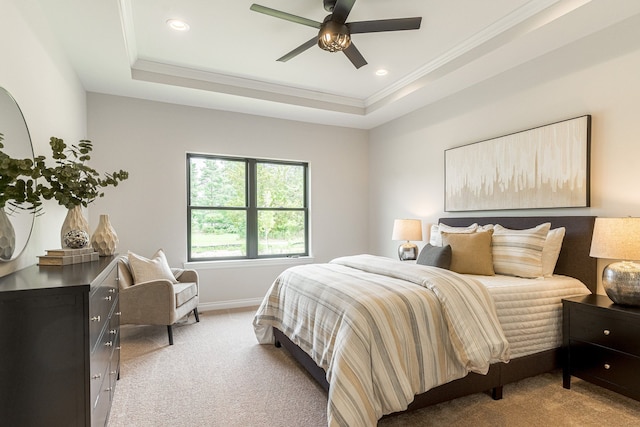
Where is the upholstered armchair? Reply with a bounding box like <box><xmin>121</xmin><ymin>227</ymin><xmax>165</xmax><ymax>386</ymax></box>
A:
<box><xmin>117</xmin><ymin>253</ymin><xmax>200</xmax><ymax>345</ymax></box>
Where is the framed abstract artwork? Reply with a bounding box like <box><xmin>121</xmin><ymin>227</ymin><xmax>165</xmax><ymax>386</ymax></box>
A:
<box><xmin>445</xmin><ymin>115</ymin><xmax>591</xmax><ymax>212</ymax></box>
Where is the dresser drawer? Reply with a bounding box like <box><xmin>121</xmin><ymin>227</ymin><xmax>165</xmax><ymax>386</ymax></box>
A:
<box><xmin>569</xmin><ymin>304</ymin><xmax>640</xmax><ymax>356</ymax></box>
<box><xmin>90</xmin><ymin>304</ymin><xmax>119</xmax><ymax>402</ymax></box>
<box><xmin>571</xmin><ymin>341</ymin><xmax>640</xmax><ymax>399</ymax></box>
<box><xmin>89</xmin><ymin>267</ymin><xmax>118</xmax><ymax>350</ymax></box>
<box><xmin>91</xmin><ymin>364</ymin><xmax>112</xmax><ymax>427</ymax></box>
<box><xmin>90</xmin><ymin>332</ymin><xmax>114</xmax><ymax>408</ymax></box>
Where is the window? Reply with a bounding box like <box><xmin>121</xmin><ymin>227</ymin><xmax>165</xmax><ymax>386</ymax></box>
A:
<box><xmin>187</xmin><ymin>154</ymin><xmax>309</xmax><ymax>261</ymax></box>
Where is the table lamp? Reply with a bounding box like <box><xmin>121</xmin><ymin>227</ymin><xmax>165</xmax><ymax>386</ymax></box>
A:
<box><xmin>392</xmin><ymin>219</ymin><xmax>422</xmax><ymax>261</ymax></box>
<box><xmin>589</xmin><ymin>217</ymin><xmax>640</xmax><ymax>306</ymax></box>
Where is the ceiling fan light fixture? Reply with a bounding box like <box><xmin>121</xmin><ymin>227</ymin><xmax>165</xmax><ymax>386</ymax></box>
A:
<box><xmin>318</xmin><ymin>21</ymin><xmax>351</xmax><ymax>52</ymax></box>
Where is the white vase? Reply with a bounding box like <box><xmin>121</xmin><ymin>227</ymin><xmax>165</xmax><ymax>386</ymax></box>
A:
<box><xmin>60</xmin><ymin>205</ymin><xmax>90</xmax><ymax>248</ymax></box>
<box><xmin>90</xmin><ymin>214</ymin><xmax>119</xmax><ymax>256</ymax></box>
<box><xmin>0</xmin><ymin>208</ymin><xmax>16</xmax><ymax>260</ymax></box>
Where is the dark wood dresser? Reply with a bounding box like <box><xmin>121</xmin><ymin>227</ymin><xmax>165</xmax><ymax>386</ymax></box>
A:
<box><xmin>0</xmin><ymin>256</ymin><xmax>120</xmax><ymax>426</ymax></box>
<box><xmin>563</xmin><ymin>294</ymin><xmax>640</xmax><ymax>401</ymax></box>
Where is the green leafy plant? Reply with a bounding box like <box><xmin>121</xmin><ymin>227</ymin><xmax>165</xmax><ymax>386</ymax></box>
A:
<box><xmin>0</xmin><ymin>132</ymin><xmax>44</xmax><ymax>213</ymax></box>
<box><xmin>37</xmin><ymin>137</ymin><xmax>129</xmax><ymax>209</ymax></box>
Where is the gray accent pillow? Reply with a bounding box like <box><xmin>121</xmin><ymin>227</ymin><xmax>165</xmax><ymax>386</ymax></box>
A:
<box><xmin>416</xmin><ymin>244</ymin><xmax>452</xmax><ymax>269</ymax></box>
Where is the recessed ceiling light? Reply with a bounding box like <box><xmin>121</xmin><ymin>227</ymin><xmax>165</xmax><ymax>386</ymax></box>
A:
<box><xmin>375</xmin><ymin>69</ymin><xmax>388</xmax><ymax>76</ymax></box>
<box><xmin>167</xmin><ymin>19</ymin><xmax>190</xmax><ymax>32</ymax></box>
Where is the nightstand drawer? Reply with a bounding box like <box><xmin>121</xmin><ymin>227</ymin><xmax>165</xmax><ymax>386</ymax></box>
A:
<box><xmin>571</xmin><ymin>342</ymin><xmax>640</xmax><ymax>398</ymax></box>
<box><xmin>570</xmin><ymin>304</ymin><xmax>640</xmax><ymax>356</ymax></box>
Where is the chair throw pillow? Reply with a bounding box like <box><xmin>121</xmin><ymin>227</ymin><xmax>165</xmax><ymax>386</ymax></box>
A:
<box><xmin>127</xmin><ymin>249</ymin><xmax>178</xmax><ymax>285</ymax></box>
<box><xmin>416</xmin><ymin>244</ymin><xmax>452</xmax><ymax>269</ymax></box>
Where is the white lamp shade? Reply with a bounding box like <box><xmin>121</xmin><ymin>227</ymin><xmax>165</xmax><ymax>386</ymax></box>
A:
<box><xmin>392</xmin><ymin>219</ymin><xmax>423</xmax><ymax>242</ymax></box>
<box><xmin>590</xmin><ymin>217</ymin><xmax>640</xmax><ymax>260</ymax></box>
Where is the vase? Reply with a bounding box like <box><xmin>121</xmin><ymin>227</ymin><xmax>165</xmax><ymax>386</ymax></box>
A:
<box><xmin>90</xmin><ymin>214</ymin><xmax>119</xmax><ymax>256</ymax></box>
<box><xmin>0</xmin><ymin>208</ymin><xmax>16</xmax><ymax>260</ymax></box>
<box><xmin>61</xmin><ymin>205</ymin><xmax>90</xmax><ymax>248</ymax></box>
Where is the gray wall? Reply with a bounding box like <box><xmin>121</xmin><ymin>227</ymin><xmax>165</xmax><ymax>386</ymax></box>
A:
<box><xmin>368</xmin><ymin>15</ymin><xmax>640</xmax><ymax>295</ymax></box>
<box><xmin>86</xmin><ymin>94</ymin><xmax>369</xmax><ymax>309</ymax></box>
<box><xmin>0</xmin><ymin>0</ymin><xmax>85</xmax><ymax>275</ymax></box>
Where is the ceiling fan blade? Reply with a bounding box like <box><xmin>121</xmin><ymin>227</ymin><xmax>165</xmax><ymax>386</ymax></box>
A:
<box><xmin>348</xmin><ymin>17</ymin><xmax>422</xmax><ymax>34</ymax></box>
<box><xmin>250</xmin><ymin>4</ymin><xmax>322</xmax><ymax>29</ymax></box>
<box><xmin>343</xmin><ymin>42</ymin><xmax>367</xmax><ymax>69</ymax></box>
<box><xmin>277</xmin><ymin>37</ymin><xmax>318</xmax><ymax>62</ymax></box>
<box><xmin>331</xmin><ymin>0</ymin><xmax>356</xmax><ymax>24</ymax></box>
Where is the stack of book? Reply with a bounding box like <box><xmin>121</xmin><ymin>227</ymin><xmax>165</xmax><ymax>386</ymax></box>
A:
<box><xmin>38</xmin><ymin>247</ymin><xmax>100</xmax><ymax>266</ymax></box>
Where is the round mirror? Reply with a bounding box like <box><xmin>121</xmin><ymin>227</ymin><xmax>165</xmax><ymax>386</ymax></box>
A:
<box><xmin>0</xmin><ymin>87</ymin><xmax>35</xmax><ymax>261</ymax></box>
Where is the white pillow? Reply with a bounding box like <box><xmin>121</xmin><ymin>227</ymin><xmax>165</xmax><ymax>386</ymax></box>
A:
<box><xmin>430</xmin><ymin>223</ymin><xmax>478</xmax><ymax>246</ymax></box>
<box><xmin>492</xmin><ymin>223</ymin><xmax>551</xmax><ymax>278</ymax></box>
<box><xmin>542</xmin><ymin>227</ymin><xmax>566</xmax><ymax>277</ymax></box>
<box><xmin>127</xmin><ymin>249</ymin><xmax>178</xmax><ymax>284</ymax></box>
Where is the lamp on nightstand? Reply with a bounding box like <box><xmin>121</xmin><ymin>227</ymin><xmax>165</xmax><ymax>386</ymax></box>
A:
<box><xmin>392</xmin><ymin>219</ymin><xmax>422</xmax><ymax>261</ymax></box>
<box><xmin>590</xmin><ymin>217</ymin><xmax>640</xmax><ymax>306</ymax></box>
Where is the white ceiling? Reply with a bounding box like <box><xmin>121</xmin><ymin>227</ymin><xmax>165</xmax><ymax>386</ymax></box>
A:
<box><xmin>32</xmin><ymin>0</ymin><xmax>640</xmax><ymax>129</ymax></box>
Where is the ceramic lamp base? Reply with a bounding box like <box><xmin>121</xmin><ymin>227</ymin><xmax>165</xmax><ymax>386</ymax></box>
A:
<box><xmin>398</xmin><ymin>242</ymin><xmax>418</xmax><ymax>261</ymax></box>
<box><xmin>602</xmin><ymin>261</ymin><xmax>640</xmax><ymax>306</ymax></box>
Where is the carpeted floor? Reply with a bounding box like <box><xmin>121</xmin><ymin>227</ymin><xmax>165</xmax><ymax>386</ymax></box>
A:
<box><xmin>108</xmin><ymin>308</ymin><xmax>640</xmax><ymax>427</ymax></box>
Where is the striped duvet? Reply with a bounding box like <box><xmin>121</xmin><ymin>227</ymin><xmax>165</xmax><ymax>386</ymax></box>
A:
<box><xmin>253</xmin><ymin>255</ymin><xmax>510</xmax><ymax>427</ymax></box>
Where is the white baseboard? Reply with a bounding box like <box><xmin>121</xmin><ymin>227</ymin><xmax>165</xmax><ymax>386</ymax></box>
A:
<box><xmin>198</xmin><ymin>298</ymin><xmax>263</xmax><ymax>312</ymax></box>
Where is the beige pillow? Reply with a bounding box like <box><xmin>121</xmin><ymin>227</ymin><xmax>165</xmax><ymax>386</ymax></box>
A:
<box><xmin>442</xmin><ymin>230</ymin><xmax>495</xmax><ymax>276</ymax></box>
<box><xmin>542</xmin><ymin>227</ymin><xmax>566</xmax><ymax>277</ymax></box>
<box><xmin>127</xmin><ymin>249</ymin><xmax>178</xmax><ymax>284</ymax></box>
<box><xmin>492</xmin><ymin>223</ymin><xmax>551</xmax><ymax>278</ymax></box>
<box><xmin>430</xmin><ymin>223</ymin><xmax>478</xmax><ymax>246</ymax></box>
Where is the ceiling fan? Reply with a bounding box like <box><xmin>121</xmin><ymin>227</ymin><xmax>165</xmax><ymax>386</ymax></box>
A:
<box><xmin>250</xmin><ymin>0</ymin><xmax>422</xmax><ymax>69</ymax></box>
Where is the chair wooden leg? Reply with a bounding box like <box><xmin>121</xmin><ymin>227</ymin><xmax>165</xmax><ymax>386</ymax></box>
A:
<box><xmin>193</xmin><ymin>308</ymin><xmax>200</xmax><ymax>323</ymax></box>
<box><xmin>167</xmin><ymin>325</ymin><xmax>174</xmax><ymax>345</ymax></box>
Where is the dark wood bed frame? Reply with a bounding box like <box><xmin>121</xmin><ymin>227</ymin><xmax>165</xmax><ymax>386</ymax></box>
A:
<box><xmin>273</xmin><ymin>216</ymin><xmax>597</xmax><ymax>417</ymax></box>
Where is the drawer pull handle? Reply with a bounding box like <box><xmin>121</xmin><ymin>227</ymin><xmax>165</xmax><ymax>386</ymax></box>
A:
<box><xmin>105</xmin><ymin>341</ymin><xmax>113</xmax><ymax>347</ymax></box>
<box><xmin>91</xmin><ymin>315</ymin><xmax>101</xmax><ymax>322</ymax></box>
<box><xmin>92</xmin><ymin>373</ymin><xmax>102</xmax><ymax>380</ymax></box>
<box><xmin>109</xmin><ymin>289</ymin><xmax>116</xmax><ymax>294</ymax></box>
<box><xmin>110</xmin><ymin>329</ymin><xmax>117</xmax><ymax>335</ymax></box>
<box><xmin>603</xmin><ymin>329</ymin><xmax>611</xmax><ymax>336</ymax></box>
<box><xmin>116</xmin><ymin>346</ymin><xmax>121</xmax><ymax>350</ymax></box>
<box><xmin>105</xmin><ymin>296</ymin><xmax>112</xmax><ymax>301</ymax></box>
<box><xmin>604</xmin><ymin>363</ymin><xmax>611</xmax><ymax>370</ymax></box>
<box><xmin>115</xmin><ymin>312</ymin><xmax>122</xmax><ymax>316</ymax></box>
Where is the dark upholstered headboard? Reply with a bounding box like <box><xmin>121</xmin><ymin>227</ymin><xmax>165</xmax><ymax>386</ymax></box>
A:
<box><xmin>438</xmin><ymin>216</ymin><xmax>597</xmax><ymax>294</ymax></box>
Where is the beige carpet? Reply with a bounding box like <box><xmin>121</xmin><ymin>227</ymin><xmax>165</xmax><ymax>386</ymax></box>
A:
<box><xmin>108</xmin><ymin>308</ymin><xmax>640</xmax><ymax>427</ymax></box>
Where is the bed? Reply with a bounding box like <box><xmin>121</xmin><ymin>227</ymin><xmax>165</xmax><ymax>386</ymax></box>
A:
<box><xmin>253</xmin><ymin>216</ymin><xmax>597</xmax><ymax>426</ymax></box>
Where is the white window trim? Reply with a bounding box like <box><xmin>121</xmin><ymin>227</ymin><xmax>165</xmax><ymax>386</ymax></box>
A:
<box><xmin>184</xmin><ymin>255</ymin><xmax>315</xmax><ymax>270</ymax></box>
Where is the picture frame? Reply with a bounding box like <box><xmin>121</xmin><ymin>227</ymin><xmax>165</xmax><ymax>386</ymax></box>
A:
<box><xmin>445</xmin><ymin>115</ymin><xmax>591</xmax><ymax>212</ymax></box>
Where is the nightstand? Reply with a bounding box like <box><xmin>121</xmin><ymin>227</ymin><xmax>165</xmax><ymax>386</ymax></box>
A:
<box><xmin>562</xmin><ymin>294</ymin><xmax>640</xmax><ymax>401</ymax></box>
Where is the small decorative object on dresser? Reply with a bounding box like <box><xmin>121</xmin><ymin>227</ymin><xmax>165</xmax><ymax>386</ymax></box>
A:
<box><xmin>589</xmin><ymin>217</ymin><xmax>640</xmax><ymax>306</ymax></box>
<box><xmin>38</xmin><ymin>247</ymin><xmax>99</xmax><ymax>266</ymax></box>
<box><xmin>0</xmin><ymin>208</ymin><xmax>15</xmax><ymax>260</ymax></box>
<box><xmin>563</xmin><ymin>294</ymin><xmax>640</xmax><ymax>402</ymax></box>
<box><xmin>64</xmin><ymin>228</ymin><xmax>90</xmax><ymax>248</ymax></box>
<box><xmin>91</xmin><ymin>214</ymin><xmax>119</xmax><ymax>256</ymax></box>
<box><xmin>392</xmin><ymin>218</ymin><xmax>422</xmax><ymax>261</ymax></box>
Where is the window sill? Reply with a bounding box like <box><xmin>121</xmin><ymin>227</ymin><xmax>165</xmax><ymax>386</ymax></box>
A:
<box><xmin>183</xmin><ymin>256</ymin><xmax>315</xmax><ymax>270</ymax></box>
